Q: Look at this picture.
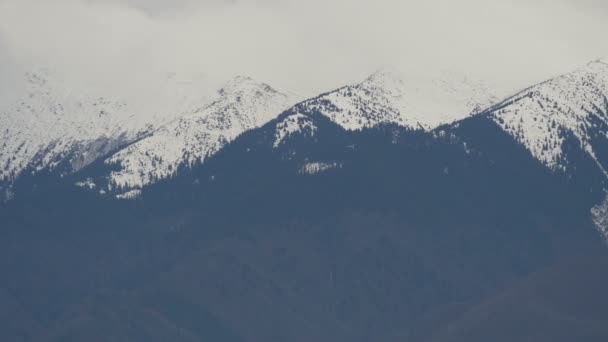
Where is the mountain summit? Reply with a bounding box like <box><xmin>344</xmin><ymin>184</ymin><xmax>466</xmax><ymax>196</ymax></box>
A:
<box><xmin>0</xmin><ymin>70</ymin><xmax>146</xmax><ymax>183</ymax></box>
<box><xmin>105</xmin><ymin>76</ymin><xmax>301</xmax><ymax>191</ymax></box>
<box><xmin>290</xmin><ymin>67</ymin><xmax>497</xmax><ymax>131</ymax></box>
<box><xmin>490</xmin><ymin>59</ymin><xmax>608</xmax><ymax>176</ymax></box>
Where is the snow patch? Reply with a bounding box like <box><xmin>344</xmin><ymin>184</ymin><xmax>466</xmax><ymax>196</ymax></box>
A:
<box><xmin>75</xmin><ymin>178</ymin><xmax>96</xmax><ymax>190</ymax></box>
<box><xmin>116</xmin><ymin>189</ymin><xmax>142</xmax><ymax>200</ymax></box>
<box><xmin>273</xmin><ymin>113</ymin><xmax>318</xmax><ymax>147</ymax></box>
<box><xmin>591</xmin><ymin>193</ymin><xmax>608</xmax><ymax>242</ymax></box>
<box><xmin>299</xmin><ymin>161</ymin><xmax>343</xmax><ymax>175</ymax></box>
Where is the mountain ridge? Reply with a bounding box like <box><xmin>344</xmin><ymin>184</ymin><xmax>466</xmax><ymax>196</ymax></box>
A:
<box><xmin>104</xmin><ymin>76</ymin><xmax>302</xmax><ymax>191</ymax></box>
<box><xmin>5</xmin><ymin>60</ymin><xmax>608</xmax><ymax>200</ymax></box>
<box><xmin>70</xmin><ymin>67</ymin><xmax>497</xmax><ymax>194</ymax></box>
<box><xmin>2</xmin><ymin>61</ymin><xmax>608</xmax><ymax>342</ymax></box>
<box><xmin>489</xmin><ymin>60</ymin><xmax>608</xmax><ymax>177</ymax></box>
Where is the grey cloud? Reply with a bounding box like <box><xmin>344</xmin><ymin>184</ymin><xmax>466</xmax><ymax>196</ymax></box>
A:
<box><xmin>0</xmin><ymin>0</ymin><xmax>606</xmax><ymax>97</ymax></box>
<box><xmin>88</xmin><ymin>0</ymin><xmax>282</xmax><ymax>14</ymax></box>
<box><xmin>88</xmin><ymin>0</ymin><xmax>211</xmax><ymax>13</ymax></box>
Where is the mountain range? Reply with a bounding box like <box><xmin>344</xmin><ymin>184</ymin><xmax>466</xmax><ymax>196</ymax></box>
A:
<box><xmin>2</xmin><ymin>60</ymin><xmax>608</xmax><ymax>342</ymax></box>
<box><xmin>2</xmin><ymin>66</ymin><xmax>498</xmax><ymax>198</ymax></box>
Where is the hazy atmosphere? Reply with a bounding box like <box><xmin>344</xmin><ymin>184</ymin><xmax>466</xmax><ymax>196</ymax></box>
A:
<box><xmin>1</xmin><ymin>0</ymin><xmax>607</xmax><ymax>96</ymax></box>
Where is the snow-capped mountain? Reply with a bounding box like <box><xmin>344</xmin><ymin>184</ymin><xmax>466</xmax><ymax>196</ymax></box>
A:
<box><xmin>2</xmin><ymin>66</ymin><xmax>497</xmax><ymax>197</ymax></box>
<box><xmin>11</xmin><ymin>61</ymin><xmax>608</xmax><ymax>202</ymax></box>
<box><xmin>271</xmin><ymin>67</ymin><xmax>497</xmax><ymax>148</ymax></box>
<box><xmin>283</xmin><ymin>67</ymin><xmax>497</xmax><ymax>132</ymax></box>
<box><xmin>5</xmin><ymin>61</ymin><xmax>608</xmax><ymax>342</ymax></box>
<box><xmin>0</xmin><ymin>71</ymin><xmax>143</xmax><ymax>184</ymax></box>
<box><xmin>104</xmin><ymin>76</ymin><xmax>301</xmax><ymax>191</ymax></box>
<box><xmin>490</xmin><ymin>60</ymin><xmax>608</xmax><ymax>176</ymax></box>
<box><xmin>0</xmin><ymin>70</ymin><xmax>221</xmax><ymax>189</ymax></box>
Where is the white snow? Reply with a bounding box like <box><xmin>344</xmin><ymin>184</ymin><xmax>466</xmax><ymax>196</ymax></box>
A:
<box><xmin>0</xmin><ymin>69</ymin><xmax>221</xmax><ymax>183</ymax></box>
<box><xmin>299</xmin><ymin>161</ymin><xmax>342</xmax><ymax>175</ymax></box>
<box><xmin>1</xmin><ymin>66</ymin><xmax>496</xmax><ymax>194</ymax></box>
<box><xmin>115</xmin><ymin>189</ymin><xmax>142</xmax><ymax>200</ymax></box>
<box><xmin>490</xmin><ymin>60</ymin><xmax>608</xmax><ymax>175</ymax></box>
<box><xmin>292</xmin><ymin>66</ymin><xmax>497</xmax><ymax>131</ymax></box>
<box><xmin>106</xmin><ymin>77</ymin><xmax>301</xmax><ymax>189</ymax></box>
<box><xmin>591</xmin><ymin>192</ymin><xmax>608</xmax><ymax>242</ymax></box>
<box><xmin>75</xmin><ymin>178</ymin><xmax>96</xmax><ymax>189</ymax></box>
<box><xmin>273</xmin><ymin>113</ymin><xmax>318</xmax><ymax>148</ymax></box>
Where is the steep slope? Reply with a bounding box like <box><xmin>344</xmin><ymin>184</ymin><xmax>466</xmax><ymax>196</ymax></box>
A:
<box><xmin>0</xmin><ymin>70</ymin><xmax>220</xmax><ymax>198</ymax></box>
<box><xmin>289</xmin><ymin>67</ymin><xmax>497</xmax><ymax>131</ymax></box>
<box><xmin>490</xmin><ymin>60</ymin><xmax>608</xmax><ymax>176</ymax></box>
<box><xmin>0</xmin><ymin>71</ymin><xmax>140</xmax><ymax>182</ymax></box>
<box><xmin>103</xmin><ymin>77</ymin><xmax>301</xmax><ymax>191</ymax></box>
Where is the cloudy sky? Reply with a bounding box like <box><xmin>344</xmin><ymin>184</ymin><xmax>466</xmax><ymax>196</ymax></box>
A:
<box><xmin>0</xmin><ymin>0</ymin><xmax>607</xmax><ymax>97</ymax></box>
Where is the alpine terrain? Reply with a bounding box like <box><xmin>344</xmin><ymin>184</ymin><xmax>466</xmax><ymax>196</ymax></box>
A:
<box><xmin>1</xmin><ymin>61</ymin><xmax>608</xmax><ymax>342</ymax></box>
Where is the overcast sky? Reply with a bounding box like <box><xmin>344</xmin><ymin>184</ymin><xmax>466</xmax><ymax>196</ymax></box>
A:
<box><xmin>0</xmin><ymin>0</ymin><xmax>607</xmax><ymax>97</ymax></box>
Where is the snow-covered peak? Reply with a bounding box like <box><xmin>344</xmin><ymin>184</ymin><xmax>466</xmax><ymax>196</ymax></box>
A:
<box><xmin>293</xmin><ymin>67</ymin><xmax>497</xmax><ymax>131</ymax></box>
<box><xmin>219</xmin><ymin>75</ymin><xmax>263</xmax><ymax>92</ymax></box>
<box><xmin>362</xmin><ymin>66</ymin><xmax>407</xmax><ymax>95</ymax></box>
<box><xmin>0</xmin><ymin>69</ymin><xmax>255</xmax><ymax>190</ymax></box>
<box><xmin>104</xmin><ymin>77</ymin><xmax>301</xmax><ymax>191</ymax></box>
<box><xmin>0</xmin><ymin>70</ymin><xmax>148</xmax><ymax>183</ymax></box>
<box><xmin>490</xmin><ymin>60</ymin><xmax>608</xmax><ymax>175</ymax></box>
